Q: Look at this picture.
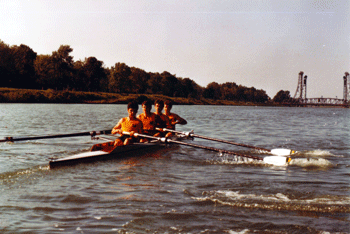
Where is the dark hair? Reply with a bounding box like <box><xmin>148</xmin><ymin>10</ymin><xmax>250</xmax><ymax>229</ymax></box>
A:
<box><xmin>142</xmin><ymin>100</ymin><xmax>153</xmax><ymax>108</ymax></box>
<box><xmin>127</xmin><ymin>101</ymin><xmax>139</xmax><ymax>111</ymax></box>
<box><xmin>164</xmin><ymin>100</ymin><xmax>173</xmax><ymax>108</ymax></box>
<box><xmin>154</xmin><ymin>99</ymin><xmax>164</xmax><ymax>108</ymax></box>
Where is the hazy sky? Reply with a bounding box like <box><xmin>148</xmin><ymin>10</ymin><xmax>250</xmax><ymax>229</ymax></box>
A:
<box><xmin>1</xmin><ymin>0</ymin><xmax>349</xmax><ymax>98</ymax></box>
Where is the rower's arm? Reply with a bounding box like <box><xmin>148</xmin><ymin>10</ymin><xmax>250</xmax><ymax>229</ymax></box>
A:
<box><xmin>173</xmin><ymin>114</ymin><xmax>187</xmax><ymax>125</ymax></box>
<box><xmin>177</xmin><ymin>115</ymin><xmax>187</xmax><ymax>125</ymax></box>
<box><xmin>112</xmin><ymin>118</ymin><xmax>124</xmax><ymax>134</ymax></box>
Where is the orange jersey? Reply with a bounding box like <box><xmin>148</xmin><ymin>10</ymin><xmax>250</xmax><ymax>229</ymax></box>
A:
<box><xmin>138</xmin><ymin>113</ymin><xmax>158</xmax><ymax>130</ymax></box>
<box><xmin>156</xmin><ymin>113</ymin><xmax>171</xmax><ymax>129</ymax></box>
<box><xmin>120</xmin><ymin>117</ymin><xmax>143</xmax><ymax>133</ymax></box>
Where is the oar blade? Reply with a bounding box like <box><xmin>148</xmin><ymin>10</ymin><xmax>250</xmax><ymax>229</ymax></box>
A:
<box><xmin>270</xmin><ymin>148</ymin><xmax>294</xmax><ymax>156</ymax></box>
<box><xmin>263</xmin><ymin>156</ymin><xmax>289</xmax><ymax>166</ymax></box>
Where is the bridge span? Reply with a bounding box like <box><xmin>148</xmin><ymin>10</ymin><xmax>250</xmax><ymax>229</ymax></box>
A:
<box><xmin>283</xmin><ymin>72</ymin><xmax>349</xmax><ymax>108</ymax></box>
<box><xmin>285</xmin><ymin>97</ymin><xmax>346</xmax><ymax>107</ymax></box>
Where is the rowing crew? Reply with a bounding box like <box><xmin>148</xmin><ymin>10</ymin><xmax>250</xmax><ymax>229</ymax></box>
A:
<box><xmin>91</xmin><ymin>100</ymin><xmax>187</xmax><ymax>151</ymax></box>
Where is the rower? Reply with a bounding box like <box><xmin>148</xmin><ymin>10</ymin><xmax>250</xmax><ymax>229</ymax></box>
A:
<box><xmin>164</xmin><ymin>100</ymin><xmax>187</xmax><ymax>130</ymax></box>
<box><xmin>137</xmin><ymin>100</ymin><xmax>163</xmax><ymax>139</ymax></box>
<box><xmin>154</xmin><ymin>99</ymin><xmax>172</xmax><ymax>137</ymax></box>
<box><xmin>112</xmin><ymin>101</ymin><xmax>144</xmax><ymax>146</ymax></box>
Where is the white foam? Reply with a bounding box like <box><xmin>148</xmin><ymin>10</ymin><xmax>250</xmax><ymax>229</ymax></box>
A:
<box><xmin>304</xmin><ymin>149</ymin><xmax>334</xmax><ymax>157</ymax></box>
<box><xmin>289</xmin><ymin>158</ymin><xmax>334</xmax><ymax>168</ymax></box>
<box><xmin>228</xmin><ymin>229</ymin><xmax>250</xmax><ymax>234</ymax></box>
<box><xmin>217</xmin><ymin>190</ymin><xmax>291</xmax><ymax>202</ymax></box>
<box><xmin>210</xmin><ymin>154</ymin><xmax>261</xmax><ymax>165</ymax></box>
<box><xmin>196</xmin><ymin>190</ymin><xmax>350</xmax><ymax>207</ymax></box>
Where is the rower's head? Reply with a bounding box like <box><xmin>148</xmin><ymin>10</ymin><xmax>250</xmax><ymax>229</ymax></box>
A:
<box><xmin>142</xmin><ymin>100</ymin><xmax>152</xmax><ymax>113</ymax></box>
<box><xmin>127</xmin><ymin>101</ymin><xmax>139</xmax><ymax>118</ymax></box>
<box><xmin>164</xmin><ymin>100</ymin><xmax>173</xmax><ymax>113</ymax></box>
<box><xmin>154</xmin><ymin>99</ymin><xmax>164</xmax><ymax>113</ymax></box>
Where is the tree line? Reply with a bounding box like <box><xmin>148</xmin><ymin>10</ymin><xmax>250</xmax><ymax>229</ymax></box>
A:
<box><xmin>1</xmin><ymin>40</ymin><xmax>283</xmax><ymax>103</ymax></box>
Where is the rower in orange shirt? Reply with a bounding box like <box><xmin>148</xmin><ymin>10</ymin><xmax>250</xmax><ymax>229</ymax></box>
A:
<box><xmin>154</xmin><ymin>99</ymin><xmax>172</xmax><ymax>137</ymax></box>
<box><xmin>164</xmin><ymin>100</ymin><xmax>187</xmax><ymax>130</ymax></box>
<box><xmin>137</xmin><ymin>100</ymin><xmax>163</xmax><ymax>136</ymax></box>
<box><xmin>112</xmin><ymin>101</ymin><xmax>144</xmax><ymax>146</ymax></box>
<box><xmin>90</xmin><ymin>101</ymin><xmax>143</xmax><ymax>152</ymax></box>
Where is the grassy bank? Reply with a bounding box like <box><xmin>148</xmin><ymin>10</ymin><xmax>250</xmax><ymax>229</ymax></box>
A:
<box><xmin>0</xmin><ymin>88</ymin><xmax>268</xmax><ymax>106</ymax></box>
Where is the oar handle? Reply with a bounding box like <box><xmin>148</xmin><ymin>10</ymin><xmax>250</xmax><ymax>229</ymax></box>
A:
<box><xmin>156</xmin><ymin>128</ymin><xmax>271</xmax><ymax>152</ymax></box>
<box><xmin>156</xmin><ymin>128</ymin><xmax>193</xmax><ymax>137</ymax></box>
<box><xmin>1</xmin><ymin>129</ymin><xmax>112</xmax><ymax>143</ymax></box>
<box><xmin>122</xmin><ymin>131</ymin><xmax>167</xmax><ymax>142</ymax></box>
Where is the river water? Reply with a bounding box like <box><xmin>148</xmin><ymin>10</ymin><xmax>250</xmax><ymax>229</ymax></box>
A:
<box><xmin>0</xmin><ymin>104</ymin><xmax>349</xmax><ymax>233</ymax></box>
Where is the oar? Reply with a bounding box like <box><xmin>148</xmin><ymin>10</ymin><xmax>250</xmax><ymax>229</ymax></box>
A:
<box><xmin>0</xmin><ymin>130</ymin><xmax>112</xmax><ymax>143</ymax></box>
<box><xmin>124</xmin><ymin>132</ymin><xmax>291</xmax><ymax>166</ymax></box>
<box><xmin>156</xmin><ymin>128</ymin><xmax>295</xmax><ymax>156</ymax></box>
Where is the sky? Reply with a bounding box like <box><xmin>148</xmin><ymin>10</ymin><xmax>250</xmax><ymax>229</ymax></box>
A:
<box><xmin>1</xmin><ymin>0</ymin><xmax>349</xmax><ymax>99</ymax></box>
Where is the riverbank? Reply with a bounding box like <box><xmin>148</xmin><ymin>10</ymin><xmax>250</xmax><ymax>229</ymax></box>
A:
<box><xmin>0</xmin><ymin>88</ymin><xmax>271</xmax><ymax>106</ymax></box>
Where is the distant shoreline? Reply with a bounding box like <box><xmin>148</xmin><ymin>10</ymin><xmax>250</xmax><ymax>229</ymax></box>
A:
<box><xmin>0</xmin><ymin>88</ymin><xmax>275</xmax><ymax>106</ymax></box>
<box><xmin>2</xmin><ymin>88</ymin><xmax>347</xmax><ymax>108</ymax></box>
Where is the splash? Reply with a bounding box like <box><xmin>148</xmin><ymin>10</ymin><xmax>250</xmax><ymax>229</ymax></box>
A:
<box><xmin>289</xmin><ymin>157</ymin><xmax>334</xmax><ymax>168</ymax></box>
<box><xmin>209</xmin><ymin>153</ymin><xmax>330</xmax><ymax>169</ymax></box>
<box><xmin>208</xmin><ymin>154</ymin><xmax>263</xmax><ymax>166</ymax></box>
<box><xmin>303</xmin><ymin>149</ymin><xmax>335</xmax><ymax>157</ymax></box>
<box><xmin>288</xmin><ymin>149</ymin><xmax>337</xmax><ymax>168</ymax></box>
<box><xmin>228</xmin><ymin>229</ymin><xmax>250</xmax><ymax>234</ymax></box>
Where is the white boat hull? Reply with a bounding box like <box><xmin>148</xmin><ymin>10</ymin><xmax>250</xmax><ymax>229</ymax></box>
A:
<box><xmin>49</xmin><ymin>142</ymin><xmax>165</xmax><ymax>168</ymax></box>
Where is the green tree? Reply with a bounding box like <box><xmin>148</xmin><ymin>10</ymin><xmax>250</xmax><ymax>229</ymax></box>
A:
<box><xmin>254</xmin><ymin>89</ymin><xmax>269</xmax><ymax>103</ymax></box>
<box><xmin>203</xmin><ymin>82</ymin><xmax>221</xmax><ymax>100</ymax></box>
<box><xmin>72</xmin><ymin>60</ymin><xmax>86</xmax><ymax>90</ymax></box>
<box><xmin>0</xmin><ymin>40</ymin><xmax>13</xmax><ymax>87</ymax></box>
<box><xmin>11</xmin><ymin>44</ymin><xmax>37</xmax><ymax>88</ymax></box>
<box><xmin>174</xmin><ymin>78</ymin><xmax>189</xmax><ymax>98</ymax></box>
<box><xmin>129</xmin><ymin>67</ymin><xmax>150</xmax><ymax>93</ymax></box>
<box><xmin>160</xmin><ymin>71</ymin><xmax>178</xmax><ymax>97</ymax></box>
<box><xmin>221</xmin><ymin>82</ymin><xmax>238</xmax><ymax>100</ymax></box>
<box><xmin>80</xmin><ymin>57</ymin><xmax>106</xmax><ymax>92</ymax></box>
<box><xmin>108</xmin><ymin>63</ymin><xmax>132</xmax><ymax>93</ymax></box>
<box><xmin>51</xmin><ymin>45</ymin><xmax>75</xmax><ymax>89</ymax></box>
<box><xmin>235</xmin><ymin>85</ymin><xmax>247</xmax><ymax>101</ymax></box>
<box><xmin>273</xmin><ymin>90</ymin><xmax>291</xmax><ymax>103</ymax></box>
<box><xmin>34</xmin><ymin>54</ymin><xmax>55</xmax><ymax>89</ymax></box>
<box><xmin>175</xmin><ymin>78</ymin><xmax>200</xmax><ymax>98</ymax></box>
<box><xmin>147</xmin><ymin>72</ymin><xmax>162</xmax><ymax>94</ymax></box>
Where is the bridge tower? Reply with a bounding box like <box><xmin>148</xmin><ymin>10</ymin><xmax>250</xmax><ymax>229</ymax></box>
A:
<box><xmin>344</xmin><ymin>72</ymin><xmax>349</xmax><ymax>102</ymax></box>
<box><xmin>293</xmin><ymin>71</ymin><xmax>307</xmax><ymax>100</ymax></box>
<box><xmin>303</xmin><ymin>75</ymin><xmax>307</xmax><ymax>99</ymax></box>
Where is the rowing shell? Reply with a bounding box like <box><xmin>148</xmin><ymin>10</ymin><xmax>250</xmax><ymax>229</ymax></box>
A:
<box><xmin>49</xmin><ymin>141</ymin><xmax>167</xmax><ymax>169</ymax></box>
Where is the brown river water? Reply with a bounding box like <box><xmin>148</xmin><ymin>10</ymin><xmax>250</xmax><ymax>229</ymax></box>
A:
<box><xmin>0</xmin><ymin>104</ymin><xmax>349</xmax><ymax>233</ymax></box>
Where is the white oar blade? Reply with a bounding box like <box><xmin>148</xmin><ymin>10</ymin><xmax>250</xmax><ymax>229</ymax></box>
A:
<box><xmin>270</xmin><ymin>148</ymin><xmax>294</xmax><ymax>156</ymax></box>
<box><xmin>263</xmin><ymin>156</ymin><xmax>289</xmax><ymax>166</ymax></box>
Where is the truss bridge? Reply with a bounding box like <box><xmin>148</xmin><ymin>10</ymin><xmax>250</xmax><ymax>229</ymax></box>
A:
<box><xmin>284</xmin><ymin>72</ymin><xmax>349</xmax><ymax>108</ymax></box>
